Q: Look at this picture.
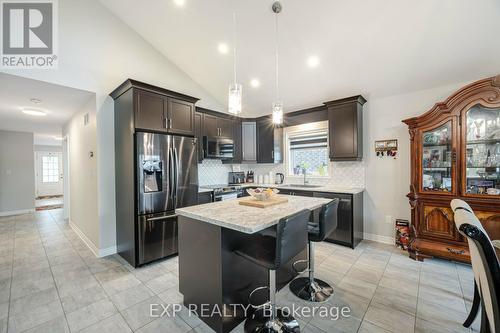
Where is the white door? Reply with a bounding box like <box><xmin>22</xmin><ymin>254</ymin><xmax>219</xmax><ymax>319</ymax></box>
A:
<box><xmin>36</xmin><ymin>152</ymin><xmax>63</xmax><ymax>197</ymax></box>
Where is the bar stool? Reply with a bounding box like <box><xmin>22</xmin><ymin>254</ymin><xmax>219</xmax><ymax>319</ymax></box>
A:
<box><xmin>235</xmin><ymin>209</ymin><xmax>310</xmax><ymax>333</ymax></box>
<box><xmin>289</xmin><ymin>199</ymin><xmax>339</xmax><ymax>302</ymax></box>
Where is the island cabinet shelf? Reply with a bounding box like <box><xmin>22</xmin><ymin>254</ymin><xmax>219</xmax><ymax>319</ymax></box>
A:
<box><xmin>403</xmin><ymin>75</ymin><xmax>500</xmax><ymax>263</ymax></box>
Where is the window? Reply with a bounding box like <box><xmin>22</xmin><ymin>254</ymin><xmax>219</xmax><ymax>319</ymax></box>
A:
<box><xmin>42</xmin><ymin>155</ymin><xmax>59</xmax><ymax>183</ymax></box>
<box><xmin>285</xmin><ymin>121</ymin><xmax>330</xmax><ymax>177</ymax></box>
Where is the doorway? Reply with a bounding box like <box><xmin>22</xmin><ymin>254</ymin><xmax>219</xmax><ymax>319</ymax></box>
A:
<box><xmin>35</xmin><ymin>151</ymin><xmax>64</xmax><ymax>210</ymax></box>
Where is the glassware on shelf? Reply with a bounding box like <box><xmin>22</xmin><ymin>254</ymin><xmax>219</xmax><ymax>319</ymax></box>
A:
<box><xmin>421</xmin><ymin>122</ymin><xmax>453</xmax><ymax>192</ymax></box>
<box><xmin>465</xmin><ymin>105</ymin><xmax>500</xmax><ymax>195</ymax></box>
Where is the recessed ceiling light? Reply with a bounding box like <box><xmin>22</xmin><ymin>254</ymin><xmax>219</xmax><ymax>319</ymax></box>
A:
<box><xmin>173</xmin><ymin>0</ymin><xmax>185</xmax><ymax>7</ymax></box>
<box><xmin>22</xmin><ymin>108</ymin><xmax>46</xmax><ymax>116</ymax></box>
<box><xmin>218</xmin><ymin>43</ymin><xmax>229</xmax><ymax>54</ymax></box>
<box><xmin>30</xmin><ymin>98</ymin><xmax>42</xmax><ymax>104</ymax></box>
<box><xmin>307</xmin><ymin>55</ymin><xmax>320</xmax><ymax>68</ymax></box>
<box><xmin>250</xmin><ymin>79</ymin><xmax>260</xmax><ymax>88</ymax></box>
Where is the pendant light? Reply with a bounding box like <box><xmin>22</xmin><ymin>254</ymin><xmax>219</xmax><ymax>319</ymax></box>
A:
<box><xmin>272</xmin><ymin>1</ymin><xmax>283</xmax><ymax>125</ymax></box>
<box><xmin>228</xmin><ymin>12</ymin><xmax>242</xmax><ymax>115</ymax></box>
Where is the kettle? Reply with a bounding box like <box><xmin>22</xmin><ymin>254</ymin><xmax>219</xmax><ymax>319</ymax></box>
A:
<box><xmin>275</xmin><ymin>173</ymin><xmax>284</xmax><ymax>184</ymax></box>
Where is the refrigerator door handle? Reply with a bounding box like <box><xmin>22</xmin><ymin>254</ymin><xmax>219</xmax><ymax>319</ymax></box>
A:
<box><xmin>168</xmin><ymin>147</ymin><xmax>175</xmax><ymax>199</ymax></box>
<box><xmin>173</xmin><ymin>147</ymin><xmax>180</xmax><ymax>208</ymax></box>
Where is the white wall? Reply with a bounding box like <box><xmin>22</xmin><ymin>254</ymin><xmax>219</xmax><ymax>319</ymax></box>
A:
<box><xmin>62</xmin><ymin>96</ymin><xmax>99</xmax><ymax>249</ymax></box>
<box><xmin>362</xmin><ymin>80</ymin><xmax>469</xmax><ymax>242</ymax></box>
<box><xmin>1</xmin><ymin>0</ymin><xmax>224</xmax><ymax>252</ymax></box>
<box><xmin>0</xmin><ymin>130</ymin><xmax>35</xmax><ymax>215</ymax></box>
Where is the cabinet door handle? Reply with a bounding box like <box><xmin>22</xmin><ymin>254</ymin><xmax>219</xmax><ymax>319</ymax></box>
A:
<box><xmin>169</xmin><ymin>119</ymin><xmax>172</xmax><ymax>129</ymax></box>
<box><xmin>164</xmin><ymin>118</ymin><xmax>168</xmax><ymax>129</ymax></box>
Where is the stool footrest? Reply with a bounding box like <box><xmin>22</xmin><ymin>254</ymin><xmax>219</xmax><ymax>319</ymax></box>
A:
<box><xmin>289</xmin><ymin>277</ymin><xmax>333</xmax><ymax>303</ymax></box>
<box><xmin>244</xmin><ymin>308</ymin><xmax>301</xmax><ymax>333</ymax></box>
<box><xmin>248</xmin><ymin>286</ymin><xmax>271</xmax><ymax>309</ymax></box>
<box><xmin>291</xmin><ymin>259</ymin><xmax>309</xmax><ymax>275</ymax></box>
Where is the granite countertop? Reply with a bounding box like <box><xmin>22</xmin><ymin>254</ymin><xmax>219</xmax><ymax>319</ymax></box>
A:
<box><xmin>198</xmin><ymin>187</ymin><xmax>213</xmax><ymax>194</ymax></box>
<box><xmin>177</xmin><ymin>195</ymin><xmax>332</xmax><ymax>234</ymax></box>
<box><xmin>197</xmin><ymin>184</ymin><xmax>364</xmax><ymax>195</ymax></box>
<box><xmin>238</xmin><ymin>183</ymin><xmax>364</xmax><ymax>194</ymax></box>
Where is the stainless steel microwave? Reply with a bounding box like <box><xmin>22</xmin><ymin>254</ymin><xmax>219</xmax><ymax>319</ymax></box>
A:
<box><xmin>203</xmin><ymin>136</ymin><xmax>234</xmax><ymax>160</ymax></box>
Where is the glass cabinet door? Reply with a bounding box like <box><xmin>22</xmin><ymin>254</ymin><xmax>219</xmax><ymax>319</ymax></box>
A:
<box><xmin>422</xmin><ymin>121</ymin><xmax>454</xmax><ymax>193</ymax></box>
<box><xmin>465</xmin><ymin>105</ymin><xmax>500</xmax><ymax>196</ymax></box>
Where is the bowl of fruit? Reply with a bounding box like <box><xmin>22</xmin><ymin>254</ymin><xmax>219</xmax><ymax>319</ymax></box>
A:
<box><xmin>246</xmin><ymin>188</ymin><xmax>280</xmax><ymax>201</ymax></box>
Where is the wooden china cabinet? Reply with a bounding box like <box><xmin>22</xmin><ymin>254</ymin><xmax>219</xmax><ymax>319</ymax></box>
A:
<box><xmin>403</xmin><ymin>75</ymin><xmax>500</xmax><ymax>263</ymax></box>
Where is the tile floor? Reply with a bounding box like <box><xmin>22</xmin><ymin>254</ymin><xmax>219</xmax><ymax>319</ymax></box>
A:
<box><xmin>0</xmin><ymin>209</ymin><xmax>479</xmax><ymax>333</ymax></box>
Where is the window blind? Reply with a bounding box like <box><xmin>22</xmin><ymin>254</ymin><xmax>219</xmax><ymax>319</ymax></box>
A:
<box><xmin>289</xmin><ymin>132</ymin><xmax>328</xmax><ymax>150</ymax></box>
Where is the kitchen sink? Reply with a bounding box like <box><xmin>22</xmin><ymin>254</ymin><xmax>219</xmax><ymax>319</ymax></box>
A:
<box><xmin>279</xmin><ymin>184</ymin><xmax>321</xmax><ymax>189</ymax></box>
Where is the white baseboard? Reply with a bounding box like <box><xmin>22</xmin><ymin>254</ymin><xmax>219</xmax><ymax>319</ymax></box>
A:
<box><xmin>363</xmin><ymin>232</ymin><xmax>395</xmax><ymax>245</ymax></box>
<box><xmin>99</xmin><ymin>245</ymin><xmax>117</xmax><ymax>257</ymax></box>
<box><xmin>69</xmin><ymin>220</ymin><xmax>117</xmax><ymax>258</ymax></box>
<box><xmin>0</xmin><ymin>209</ymin><xmax>35</xmax><ymax>217</ymax></box>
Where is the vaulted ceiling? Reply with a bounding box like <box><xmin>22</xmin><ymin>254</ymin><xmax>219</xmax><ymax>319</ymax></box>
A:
<box><xmin>99</xmin><ymin>0</ymin><xmax>500</xmax><ymax>116</ymax></box>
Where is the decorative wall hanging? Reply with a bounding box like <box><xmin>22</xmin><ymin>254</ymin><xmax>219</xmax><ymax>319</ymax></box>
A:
<box><xmin>375</xmin><ymin>139</ymin><xmax>398</xmax><ymax>158</ymax></box>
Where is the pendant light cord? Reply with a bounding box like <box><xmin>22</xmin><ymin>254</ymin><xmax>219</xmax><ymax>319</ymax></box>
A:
<box><xmin>274</xmin><ymin>10</ymin><xmax>279</xmax><ymax>101</ymax></box>
<box><xmin>233</xmin><ymin>12</ymin><xmax>237</xmax><ymax>84</ymax></box>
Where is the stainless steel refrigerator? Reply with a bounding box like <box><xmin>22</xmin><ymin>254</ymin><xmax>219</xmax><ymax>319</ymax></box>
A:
<box><xmin>136</xmin><ymin>132</ymin><xmax>198</xmax><ymax>265</ymax></box>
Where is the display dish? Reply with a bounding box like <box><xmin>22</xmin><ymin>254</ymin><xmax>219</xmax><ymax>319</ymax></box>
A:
<box><xmin>246</xmin><ymin>188</ymin><xmax>280</xmax><ymax>201</ymax></box>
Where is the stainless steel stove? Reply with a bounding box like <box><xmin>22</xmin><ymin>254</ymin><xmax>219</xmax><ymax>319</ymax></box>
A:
<box><xmin>202</xmin><ymin>184</ymin><xmax>244</xmax><ymax>201</ymax></box>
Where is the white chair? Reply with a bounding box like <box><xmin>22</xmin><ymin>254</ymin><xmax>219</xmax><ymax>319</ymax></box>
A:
<box><xmin>451</xmin><ymin>199</ymin><xmax>499</xmax><ymax>333</ymax></box>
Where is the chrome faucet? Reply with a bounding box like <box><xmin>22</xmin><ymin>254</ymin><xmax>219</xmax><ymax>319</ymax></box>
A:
<box><xmin>302</xmin><ymin>167</ymin><xmax>308</xmax><ymax>185</ymax></box>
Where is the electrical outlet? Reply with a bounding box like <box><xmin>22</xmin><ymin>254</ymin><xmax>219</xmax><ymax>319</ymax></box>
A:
<box><xmin>385</xmin><ymin>215</ymin><xmax>393</xmax><ymax>224</ymax></box>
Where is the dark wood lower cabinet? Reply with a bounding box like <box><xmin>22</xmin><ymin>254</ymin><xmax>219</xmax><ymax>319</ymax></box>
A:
<box><xmin>313</xmin><ymin>192</ymin><xmax>363</xmax><ymax>249</ymax></box>
<box><xmin>197</xmin><ymin>191</ymin><xmax>213</xmax><ymax>204</ymax></box>
<box><xmin>277</xmin><ymin>189</ymin><xmax>313</xmax><ymax>197</ymax></box>
<box><xmin>178</xmin><ymin>216</ymin><xmax>306</xmax><ymax>333</ymax></box>
<box><xmin>255</xmin><ymin>188</ymin><xmax>364</xmax><ymax>249</ymax></box>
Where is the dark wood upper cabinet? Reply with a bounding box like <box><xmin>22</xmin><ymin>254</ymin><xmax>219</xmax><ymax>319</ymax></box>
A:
<box><xmin>194</xmin><ymin>112</ymin><xmax>203</xmax><ymax>163</ymax></box>
<box><xmin>135</xmin><ymin>90</ymin><xmax>166</xmax><ymax>132</ymax></box>
<box><xmin>325</xmin><ymin>95</ymin><xmax>366</xmax><ymax>161</ymax></box>
<box><xmin>218</xmin><ymin>118</ymin><xmax>233</xmax><ymax>138</ymax></box>
<box><xmin>167</xmin><ymin>98</ymin><xmax>194</xmax><ymax>136</ymax></box>
<box><xmin>203</xmin><ymin>114</ymin><xmax>219</xmax><ymax>138</ymax></box>
<box><xmin>223</xmin><ymin>117</ymin><xmax>242</xmax><ymax>164</ymax></box>
<box><xmin>110</xmin><ymin>79</ymin><xmax>198</xmax><ymax>136</ymax></box>
<box><xmin>256</xmin><ymin>117</ymin><xmax>283</xmax><ymax>164</ymax></box>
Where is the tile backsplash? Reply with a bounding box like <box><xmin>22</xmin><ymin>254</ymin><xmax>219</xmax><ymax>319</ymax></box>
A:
<box><xmin>197</xmin><ymin>159</ymin><xmax>233</xmax><ymax>186</ymax></box>
<box><xmin>198</xmin><ymin>160</ymin><xmax>365</xmax><ymax>188</ymax></box>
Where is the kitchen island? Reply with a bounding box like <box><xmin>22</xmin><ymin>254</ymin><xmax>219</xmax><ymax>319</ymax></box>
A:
<box><xmin>176</xmin><ymin>195</ymin><xmax>332</xmax><ymax>333</ymax></box>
